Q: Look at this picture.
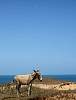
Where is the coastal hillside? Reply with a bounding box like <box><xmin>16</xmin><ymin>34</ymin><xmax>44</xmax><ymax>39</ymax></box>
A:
<box><xmin>0</xmin><ymin>78</ymin><xmax>76</xmax><ymax>100</ymax></box>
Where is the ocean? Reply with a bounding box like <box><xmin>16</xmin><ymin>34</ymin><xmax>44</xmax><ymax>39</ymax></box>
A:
<box><xmin>44</xmin><ymin>75</ymin><xmax>76</xmax><ymax>82</ymax></box>
<box><xmin>0</xmin><ymin>75</ymin><xmax>76</xmax><ymax>84</ymax></box>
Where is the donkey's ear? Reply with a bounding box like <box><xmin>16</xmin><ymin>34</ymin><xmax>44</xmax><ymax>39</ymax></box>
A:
<box><xmin>37</xmin><ymin>70</ymin><xmax>39</xmax><ymax>72</ymax></box>
<box><xmin>33</xmin><ymin>70</ymin><xmax>36</xmax><ymax>72</ymax></box>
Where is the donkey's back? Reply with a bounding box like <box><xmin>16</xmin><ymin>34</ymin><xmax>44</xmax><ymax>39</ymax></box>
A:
<box><xmin>14</xmin><ymin>74</ymin><xmax>32</xmax><ymax>85</ymax></box>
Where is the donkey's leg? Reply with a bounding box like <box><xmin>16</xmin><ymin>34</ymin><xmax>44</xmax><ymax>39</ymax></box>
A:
<box><xmin>16</xmin><ymin>84</ymin><xmax>19</xmax><ymax>97</ymax></box>
<box><xmin>16</xmin><ymin>84</ymin><xmax>21</xmax><ymax>97</ymax></box>
<box><xmin>28</xmin><ymin>83</ymin><xmax>32</xmax><ymax>96</ymax></box>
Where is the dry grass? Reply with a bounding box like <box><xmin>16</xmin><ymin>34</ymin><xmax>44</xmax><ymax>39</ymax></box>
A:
<box><xmin>0</xmin><ymin>78</ymin><xmax>76</xmax><ymax>100</ymax></box>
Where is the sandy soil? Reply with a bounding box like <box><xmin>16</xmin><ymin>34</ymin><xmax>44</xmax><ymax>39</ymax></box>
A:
<box><xmin>33</xmin><ymin>82</ymin><xmax>76</xmax><ymax>90</ymax></box>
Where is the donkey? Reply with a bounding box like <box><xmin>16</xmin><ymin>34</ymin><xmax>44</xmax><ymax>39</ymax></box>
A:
<box><xmin>13</xmin><ymin>70</ymin><xmax>42</xmax><ymax>96</ymax></box>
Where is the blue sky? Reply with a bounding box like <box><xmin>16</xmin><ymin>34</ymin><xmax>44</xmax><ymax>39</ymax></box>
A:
<box><xmin>0</xmin><ymin>0</ymin><xmax>76</xmax><ymax>75</ymax></box>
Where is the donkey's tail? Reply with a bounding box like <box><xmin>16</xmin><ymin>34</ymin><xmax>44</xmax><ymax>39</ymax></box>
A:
<box><xmin>13</xmin><ymin>79</ymin><xmax>17</xmax><ymax>84</ymax></box>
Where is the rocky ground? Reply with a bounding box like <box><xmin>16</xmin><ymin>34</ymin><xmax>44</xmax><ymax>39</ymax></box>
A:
<box><xmin>0</xmin><ymin>78</ymin><xmax>76</xmax><ymax>100</ymax></box>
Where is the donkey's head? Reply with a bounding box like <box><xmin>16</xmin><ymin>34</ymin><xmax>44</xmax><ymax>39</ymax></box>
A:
<box><xmin>32</xmin><ymin>70</ymin><xmax>42</xmax><ymax>81</ymax></box>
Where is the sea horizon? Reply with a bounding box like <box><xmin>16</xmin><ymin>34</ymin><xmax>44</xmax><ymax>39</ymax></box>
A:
<box><xmin>0</xmin><ymin>75</ymin><xmax>76</xmax><ymax>84</ymax></box>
